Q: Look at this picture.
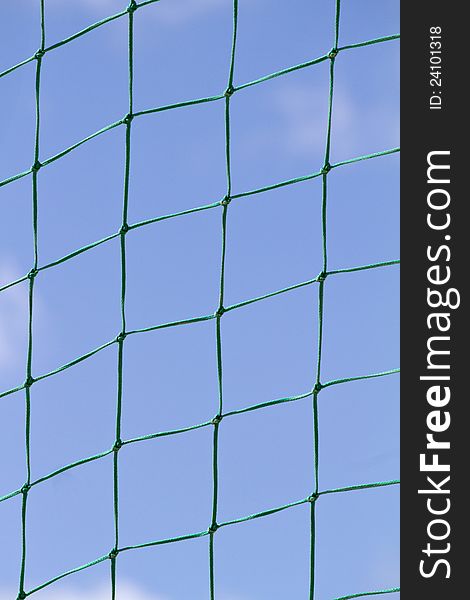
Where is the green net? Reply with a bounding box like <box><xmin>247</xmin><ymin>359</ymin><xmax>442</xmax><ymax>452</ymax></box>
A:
<box><xmin>0</xmin><ymin>1</ymin><xmax>400</xmax><ymax>599</ymax></box>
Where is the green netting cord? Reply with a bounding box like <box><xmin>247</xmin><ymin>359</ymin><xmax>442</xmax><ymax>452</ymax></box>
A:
<box><xmin>0</xmin><ymin>1</ymin><xmax>400</xmax><ymax>598</ymax></box>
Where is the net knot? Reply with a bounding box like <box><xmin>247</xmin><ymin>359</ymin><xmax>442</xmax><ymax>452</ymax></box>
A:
<box><xmin>113</xmin><ymin>439</ymin><xmax>123</xmax><ymax>452</ymax></box>
<box><xmin>214</xmin><ymin>306</ymin><xmax>225</xmax><ymax>318</ymax></box>
<box><xmin>127</xmin><ymin>0</ymin><xmax>138</xmax><ymax>13</ymax></box>
<box><xmin>17</xmin><ymin>592</ymin><xmax>27</xmax><ymax>600</ymax></box>
<box><xmin>116</xmin><ymin>331</ymin><xmax>127</xmax><ymax>343</ymax></box>
<box><xmin>123</xmin><ymin>113</ymin><xmax>134</xmax><ymax>125</ymax></box>
<box><xmin>31</xmin><ymin>160</ymin><xmax>42</xmax><ymax>172</ymax></box>
<box><xmin>328</xmin><ymin>48</ymin><xmax>338</xmax><ymax>60</ymax></box>
<box><xmin>224</xmin><ymin>85</ymin><xmax>235</xmax><ymax>98</ymax></box>
<box><xmin>34</xmin><ymin>48</ymin><xmax>45</xmax><ymax>60</ymax></box>
<box><xmin>24</xmin><ymin>375</ymin><xmax>35</xmax><ymax>388</ymax></box>
<box><xmin>317</xmin><ymin>271</ymin><xmax>327</xmax><ymax>283</ymax></box>
<box><xmin>308</xmin><ymin>492</ymin><xmax>319</xmax><ymax>503</ymax></box>
<box><xmin>321</xmin><ymin>162</ymin><xmax>331</xmax><ymax>175</ymax></box>
<box><xmin>122</xmin><ymin>113</ymin><xmax>134</xmax><ymax>125</ymax></box>
<box><xmin>21</xmin><ymin>483</ymin><xmax>31</xmax><ymax>495</ymax></box>
<box><xmin>220</xmin><ymin>195</ymin><xmax>231</xmax><ymax>206</ymax></box>
<box><xmin>211</xmin><ymin>414</ymin><xmax>223</xmax><ymax>426</ymax></box>
<box><xmin>208</xmin><ymin>523</ymin><xmax>219</xmax><ymax>533</ymax></box>
<box><xmin>120</xmin><ymin>223</ymin><xmax>129</xmax><ymax>235</ymax></box>
<box><xmin>313</xmin><ymin>382</ymin><xmax>322</xmax><ymax>395</ymax></box>
<box><xmin>109</xmin><ymin>548</ymin><xmax>120</xmax><ymax>559</ymax></box>
<box><xmin>27</xmin><ymin>268</ymin><xmax>38</xmax><ymax>280</ymax></box>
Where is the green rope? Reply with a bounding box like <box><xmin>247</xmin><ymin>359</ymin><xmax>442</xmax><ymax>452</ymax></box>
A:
<box><xmin>0</xmin><ymin>1</ymin><xmax>399</xmax><ymax>598</ymax></box>
<box><xmin>12</xmin><ymin>477</ymin><xmax>400</xmax><ymax>598</ymax></box>
<box><xmin>0</xmin><ymin>48</ymin><xmax>400</xmax><ymax>191</ymax></box>
<box><xmin>322</xmin><ymin>368</ymin><xmax>400</xmax><ymax>389</ymax></box>
<box><xmin>1</xmin><ymin>392</ymin><xmax>399</xmax><ymax>507</ymax></box>
<box><xmin>111</xmin><ymin>3</ymin><xmax>136</xmax><ymax>595</ymax></box>
<box><xmin>0</xmin><ymin>155</ymin><xmax>400</xmax><ymax>297</ymax></box>
<box><xmin>309</xmin><ymin>3</ymin><xmax>341</xmax><ymax>596</ymax></box>
<box><xmin>333</xmin><ymin>588</ymin><xmax>400</xmax><ymax>600</ymax></box>
<box><xmin>209</xmin><ymin>2</ymin><xmax>239</xmax><ymax>595</ymax></box>
<box><xmin>319</xmin><ymin>480</ymin><xmax>400</xmax><ymax>497</ymax></box>
<box><xmin>17</xmin><ymin>3</ymin><xmax>45</xmax><ymax>599</ymax></box>
<box><xmin>27</xmin><ymin>554</ymin><xmax>110</xmax><ymax>597</ymax></box>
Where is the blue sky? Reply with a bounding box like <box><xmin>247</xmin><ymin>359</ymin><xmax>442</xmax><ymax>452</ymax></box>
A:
<box><xmin>0</xmin><ymin>1</ymin><xmax>399</xmax><ymax>599</ymax></box>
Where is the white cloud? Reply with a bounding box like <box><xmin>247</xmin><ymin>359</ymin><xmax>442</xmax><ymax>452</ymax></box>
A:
<box><xmin>274</xmin><ymin>81</ymin><xmax>375</xmax><ymax>159</ymax></box>
<box><xmin>0</xmin><ymin>581</ymin><xmax>169</xmax><ymax>600</ymax></box>
<box><xmin>242</xmin><ymin>79</ymin><xmax>399</xmax><ymax>162</ymax></box>
<box><xmin>274</xmin><ymin>83</ymin><xmax>331</xmax><ymax>156</ymax></box>
<box><xmin>0</xmin><ymin>581</ymin><xmax>255</xmax><ymax>600</ymax></box>
<box><xmin>0</xmin><ymin>582</ymin><xmax>251</xmax><ymax>600</ymax></box>
<box><xmin>327</xmin><ymin>84</ymin><xmax>399</xmax><ymax>157</ymax></box>
<box><xmin>234</xmin><ymin>81</ymin><xmax>331</xmax><ymax>162</ymax></box>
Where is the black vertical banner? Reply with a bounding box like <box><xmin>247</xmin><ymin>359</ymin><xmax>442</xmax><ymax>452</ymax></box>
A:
<box><xmin>401</xmin><ymin>2</ymin><xmax>468</xmax><ymax>598</ymax></box>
